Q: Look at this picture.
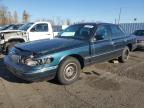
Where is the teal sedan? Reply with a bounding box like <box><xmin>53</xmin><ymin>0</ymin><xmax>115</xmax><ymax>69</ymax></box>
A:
<box><xmin>4</xmin><ymin>23</ymin><xmax>136</xmax><ymax>85</ymax></box>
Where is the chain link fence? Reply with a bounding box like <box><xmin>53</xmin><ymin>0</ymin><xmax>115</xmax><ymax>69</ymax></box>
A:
<box><xmin>119</xmin><ymin>23</ymin><xmax>144</xmax><ymax>34</ymax></box>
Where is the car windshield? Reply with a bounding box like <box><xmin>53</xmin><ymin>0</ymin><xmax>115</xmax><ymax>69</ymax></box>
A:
<box><xmin>57</xmin><ymin>24</ymin><xmax>95</xmax><ymax>40</ymax></box>
<box><xmin>0</xmin><ymin>25</ymin><xmax>12</xmax><ymax>30</ymax></box>
<box><xmin>19</xmin><ymin>23</ymin><xmax>34</xmax><ymax>31</ymax></box>
<box><xmin>133</xmin><ymin>30</ymin><xmax>144</xmax><ymax>36</ymax></box>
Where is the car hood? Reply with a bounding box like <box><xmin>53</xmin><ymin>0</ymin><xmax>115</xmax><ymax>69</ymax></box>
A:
<box><xmin>0</xmin><ymin>30</ymin><xmax>27</xmax><ymax>40</ymax></box>
<box><xmin>0</xmin><ymin>30</ymin><xmax>22</xmax><ymax>33</ymax></box>
<box><xmin>15</xmin><ymin>38</ymin><xmax>87</xmax><ymax>55</ymax></box>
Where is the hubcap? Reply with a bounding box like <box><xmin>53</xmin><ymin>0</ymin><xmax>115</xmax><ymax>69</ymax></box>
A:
<box><xmin>124</xmin><ymin>50</ymin><xmax>129</xmax><ymax>60</ymax></box>
<box><xmin>64</xmin><ymin>63</ymin><xmax>78</xmax><ymax>81</ymax></box>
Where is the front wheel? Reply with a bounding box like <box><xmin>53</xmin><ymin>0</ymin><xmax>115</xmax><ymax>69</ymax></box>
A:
<box><xmin>118</xmin><ymin>46</ymin><xmax>130</xmax><ymax>63</ymax></box>
<box><xmin>57</xmin><ymin>57</ymin><xmax>81</xmax><ymax>85</ymax></box>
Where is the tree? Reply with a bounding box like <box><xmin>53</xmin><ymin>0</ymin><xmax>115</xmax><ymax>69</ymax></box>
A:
<box><xmin>7</xmin><ymin>11</ymin><xmax>13</xmax><ymax>24</ymax></box>
<box><xmin>0</xmin><ymin>5</ymin><xmax>21</xmax><ymax>25</ymax></box>
<box><xmin>56</xmin><ymin>16</ymin><xmax>61</xmax><ymax>25</ymax></box>
<box><xmin>22</xmin><ymin>10</ymin><xmax>30</xmax><ymax>23</ymax></box>
<box><xmin>0</xmin><ymin>6</ymin><xmax>8</xmax><ymax>25</ymax></box>
<box><xmin>13</xmin><ymin>11</ymin><xmax>18</xmax><ymax>24</ymax></box>
<box><xmin>65</xmin><ymin>19</ymin><xmax>71</xmax><ymax>25</ymax></box>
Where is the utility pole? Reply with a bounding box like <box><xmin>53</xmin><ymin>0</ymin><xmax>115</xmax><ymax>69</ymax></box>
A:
<box><xmin>118</xmin><ymin>8</ymin><xmax>121</xmax><ymax>24</ymax></box>
<box><xmin>115</xmin><ymin>19</ymin><xmax>117</xmax><ymax>24</ymax></box>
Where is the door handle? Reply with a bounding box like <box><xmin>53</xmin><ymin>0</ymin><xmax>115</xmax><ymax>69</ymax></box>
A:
<box><xmin>46</xmin><ymin>33</ymin><xmax>51</xmax><ymax>35</ymax></box>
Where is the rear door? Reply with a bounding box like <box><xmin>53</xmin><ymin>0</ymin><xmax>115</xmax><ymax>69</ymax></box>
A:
<box><xmin>90</xmin><ymin>24</ymin><xmax>114</xmax><ymax>63</ymax></box>
<box><xmin>110</xmin><ymin>25</ymin><xmax>126</xmax><ymax>57</ymax></box>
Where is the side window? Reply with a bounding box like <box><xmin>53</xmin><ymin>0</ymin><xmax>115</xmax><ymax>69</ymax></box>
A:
<box><xmin>95</xmin><ymin>25</ymin><xmax>111</xmax><ymax>40</ymax></box>
<box><xmin>110</xmin><ymin>25</ymin><xmax>125</xmax><ymax>38</ymax></box>
<box><xmin>31</xmin><ymin>23</ymin><xmax>48</xmax><ymax>32</ymax></box>
<box><xmin>79</xmin><ymin>27</ymin><xmax>91</xmax><ymax>37</ymax></box>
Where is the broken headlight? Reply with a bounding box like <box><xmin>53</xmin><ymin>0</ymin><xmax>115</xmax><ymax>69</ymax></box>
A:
<box><xmin>22</xmin><ymin>56</ymin><xmax>53</xmax><ymax>67</ymax></box>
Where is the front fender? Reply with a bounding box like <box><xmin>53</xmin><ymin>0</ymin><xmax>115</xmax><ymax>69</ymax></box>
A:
<box><xmin>38</xmin><ymin>45</ymin><xmax>89</xmax><ymax>68</ymax></box>
<box><xmin>52</xmin><ymin>46</ymin><xmax>89</xmax><ymax>66</ymax></box>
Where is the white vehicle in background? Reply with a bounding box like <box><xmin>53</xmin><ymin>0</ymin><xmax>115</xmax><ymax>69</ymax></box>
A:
<box><xmin>0</xmin><ymin>22</ymin><xmax>57</xmax><ymax>53</ymax></box>
<box><xmin>19</xmin><ymin>22</ymin><xmax>54</xmax><ymax>41</ymax></box>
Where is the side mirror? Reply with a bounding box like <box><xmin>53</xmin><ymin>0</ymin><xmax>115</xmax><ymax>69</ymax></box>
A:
<box><xmin>95</xmin><ymin>34</ymin><xmax>104</xmax><ymax>40</ymax></box>
<box><xmin>57</xmin><ymin>30</ymin><xmax>63</xmax><ymax>36</ymax></box>
<box><xmin>30</xmin><ymin>27</ymin><xmax>36</xmax><ymax>32</ymax></box>
<box><xmin>57</xmin><ymin>32</ymin><xmax>61</xmax><ymax>36</ymax></box>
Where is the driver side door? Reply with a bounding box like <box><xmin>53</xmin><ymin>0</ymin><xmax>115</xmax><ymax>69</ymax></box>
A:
<box><xmin>28</xmin><ymin>23</ymin><xmax>49</xmax><ymax>41</ymax></box>
<box><xmin>91</xmin><ymin>24</ymin><xmax>114</xmax><ymax>63</ymax></box>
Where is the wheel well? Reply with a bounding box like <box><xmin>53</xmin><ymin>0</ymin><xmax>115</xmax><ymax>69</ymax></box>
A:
<box><xmin>4</xmin><ymin>39</ymin><xmax>25</xmax><ymax>52</ymax></box>
<box><xmin>127</xmin><ymin>44</ymin><xmax>132</xmax><ymax>51</ymax></box>
<box><xmin>61</xmin><ymin>54</ymin><xmax>85</xmax><ymax>69</ymax></box>
<box><xmin>8</xmin><ymin>38</ymin><xmax>25</xmax><ymax>43</ymax></box>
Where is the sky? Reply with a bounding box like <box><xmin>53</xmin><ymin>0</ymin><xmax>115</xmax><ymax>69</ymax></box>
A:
<box><xmin>0</xmin><ymin>0</ymin><xmax>144</xmax><ymax>23</ymax></box>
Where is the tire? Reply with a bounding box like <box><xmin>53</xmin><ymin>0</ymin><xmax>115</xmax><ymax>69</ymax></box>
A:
<box><xmin>118</xmin><ymin>46</ymin><xmax>130</xmax><ymax>63</ymax></box>
<box><xmin>57</xmin><ymin>57</ymin><xmax>81</xmax><ymax>85</ymax></box>
<box><xmin>7</xmin><ymin>42</ymin><xmax>19</xmax><ymax>53</ymax></box>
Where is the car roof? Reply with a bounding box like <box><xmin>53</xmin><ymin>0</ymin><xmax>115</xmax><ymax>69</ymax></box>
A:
<box><xmin>71</xmin><ymin>22</ymin><xmax>116</xmax><ymax>26</ymax></box>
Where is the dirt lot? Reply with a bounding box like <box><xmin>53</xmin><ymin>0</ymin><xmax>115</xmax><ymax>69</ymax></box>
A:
<box><xmin>0</xmin><ymin>50</ymin><xmax>144</xmax><ymax>108</ymax></box>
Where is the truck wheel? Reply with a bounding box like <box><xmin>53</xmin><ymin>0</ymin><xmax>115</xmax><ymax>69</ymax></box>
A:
<box><xmin>7</xmin><ymin>42</ymin><xmax>19</xmax><ymax>53</ymax></box>
<box><xmin>57</xmin><ymin>57</ymin><xmax>81</xmax><ymax>85</ymax></box>
<box><xmin>118</xmin><ymin>46</ymin><xmax>130</xmax><ymax>63</ymax></box>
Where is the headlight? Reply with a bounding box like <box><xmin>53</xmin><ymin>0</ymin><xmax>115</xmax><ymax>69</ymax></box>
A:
<box><xmin>25</xmin><ymin>58</ymin><xmax>39</xmax><ymax>66</ymax></box>
<box><xmin>42</xmin><ymin>57</ymin><xmax>53</xmax><ymax>64</ymax></box>
<box><xmin>17</xmin><ymin>32</ymin><xmax>26</xmax><ymax>36</ymax></box>
<box><xmin>23</xmin><ymin>56</ymin><xmax>53</xmax><ymax>66</ymax></box>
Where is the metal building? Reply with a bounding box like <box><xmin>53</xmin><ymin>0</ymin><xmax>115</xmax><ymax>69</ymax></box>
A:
<box><xmin>119</xmin><ymin>23</ymin><xmax>144</xmax><ymax>35</ymax></box>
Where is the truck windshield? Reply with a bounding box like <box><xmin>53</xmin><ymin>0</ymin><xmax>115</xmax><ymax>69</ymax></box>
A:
<box><xmin>0</xmin><ymin>25</ymin><xmax>13</xmax><ymax>30</ymax></box>
<box><xmin>58</xmin><ymin>24</ymin><xmax>95</xmax><ymax>40</ymax></box>
<box><xmin>19</xmin><ymin>23</ymin><xmax>34</xmax><ymax>31</ymax></box>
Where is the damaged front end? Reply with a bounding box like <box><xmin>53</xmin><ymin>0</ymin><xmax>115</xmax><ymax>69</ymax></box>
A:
<box><xmin>4</xmin><ymin>46</ymin><xmax>57</xmax><ymax>82</ymax></box>
<box><xmin>0</xmin><ymin>30</ymin><xmax>28</xmax><ymax>52</ymax></box>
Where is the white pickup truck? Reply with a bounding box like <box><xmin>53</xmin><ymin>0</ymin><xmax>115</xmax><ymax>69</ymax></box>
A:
<box><xmin>0</xmin><ymin>22</ymin><xmax>57</xmax><ymax>52</ymax></box>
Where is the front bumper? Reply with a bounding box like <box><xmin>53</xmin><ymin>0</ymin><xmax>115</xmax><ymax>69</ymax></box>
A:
<box><xmin>4</xmin><ymin>56</ymin><xmax>58</xmax><ymax>82</ymax></box>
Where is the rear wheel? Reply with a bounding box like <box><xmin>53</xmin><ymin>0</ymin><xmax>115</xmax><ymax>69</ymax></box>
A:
<box><xmin>57</xmin><ymin>57</ymin><xmax>81</xmax><ymax>85</ymax></box>
<box><xmin>118</xmin><ymin>46</ymin><xmax>130</xmax><ymax>63</ymax></box>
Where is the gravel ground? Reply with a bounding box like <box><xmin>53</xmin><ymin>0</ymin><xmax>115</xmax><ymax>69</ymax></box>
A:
<box><xmin>0</xmin><ymin>50</ymin><xmax>144</xmax><ymax>108</ymax></box>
